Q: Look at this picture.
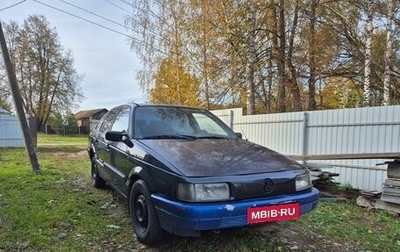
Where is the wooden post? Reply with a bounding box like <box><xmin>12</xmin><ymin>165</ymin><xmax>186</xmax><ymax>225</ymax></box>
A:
<box><xmin>0</xmin><ymin>21</ymin><xmax>41</xmax><ymax>174</ymax></box>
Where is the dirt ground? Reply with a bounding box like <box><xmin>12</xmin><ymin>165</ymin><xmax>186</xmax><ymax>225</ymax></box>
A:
<box><xmin>259</xmin><ymin>184</ymin><xmax>377</xmax><ymax>252</ymax></box>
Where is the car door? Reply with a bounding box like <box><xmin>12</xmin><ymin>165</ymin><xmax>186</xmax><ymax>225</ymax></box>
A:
<box><xmin>106</xmin><ymin>105</ymin><xmax>131</xmax><ymax>195</ymax></box>
<box><xmin>94</xmin><ymin>106</ymin><xmax>121</xmax><ymax>182</ymax></box>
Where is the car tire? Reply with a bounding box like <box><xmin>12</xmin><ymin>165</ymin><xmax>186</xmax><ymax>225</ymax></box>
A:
<box><xmin>91</xmin><ymin>157</ymin><xmax>106</xmax><ymax>188</ymax></box>
<box><xmin>129</xmin><ymin>179</ymin><xmax>164</xmax><ymax>244</ymax></box>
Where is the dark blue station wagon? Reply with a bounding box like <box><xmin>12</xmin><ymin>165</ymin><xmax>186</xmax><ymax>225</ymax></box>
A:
<box><xmin>87</xmin><ymin>103</ymin><xmax>319</xmax><ymax>244</ymax></box>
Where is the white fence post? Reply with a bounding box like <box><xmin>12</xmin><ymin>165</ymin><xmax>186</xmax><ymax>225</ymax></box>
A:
<box><xmin>302</xmin><ymin>112</ymin><xmax>309</xmax><ymax>162</ymax></box>
<box><xmin>229</xmin><ymin>110</ymin><xmax>234</xmax><ymax>129</ymax></box>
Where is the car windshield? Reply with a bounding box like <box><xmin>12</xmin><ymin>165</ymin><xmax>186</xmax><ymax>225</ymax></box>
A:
<box><xmin>133</xmin><ymin>106</ymin><xmax>238</xmax><ymax>140</ymax></box>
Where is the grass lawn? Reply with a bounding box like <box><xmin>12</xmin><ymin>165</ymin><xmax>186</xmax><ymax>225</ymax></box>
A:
<box><xmin>1</xmin><ymin>134</ymin><xmax>399</xmax><ymax>251</ymax></box>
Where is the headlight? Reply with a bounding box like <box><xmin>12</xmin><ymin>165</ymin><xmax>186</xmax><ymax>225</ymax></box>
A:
<box><xmin>295</xmin><ymin>172</ymin><xmax>312</xmax><ymax>191</ymax></box>
<box><xmin>177</xmin><ymin>183</ymin><xmax>230</xmax><ymax>202</ymax></box>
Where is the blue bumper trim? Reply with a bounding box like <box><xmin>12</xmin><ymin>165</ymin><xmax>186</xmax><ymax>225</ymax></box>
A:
<box><xmin>152</xmin><ymin>187</ymin><xmax>319</xmax><ymax>237</ymax></box>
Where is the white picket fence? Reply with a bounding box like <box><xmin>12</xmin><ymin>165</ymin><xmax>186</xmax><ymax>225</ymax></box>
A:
<box><xmin>212</xmin><ymin>105</ymin><xmax>400</xmax><ymax>191</ymax></box>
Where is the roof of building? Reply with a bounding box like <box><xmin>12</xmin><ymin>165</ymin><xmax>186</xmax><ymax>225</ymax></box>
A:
<box><xmin>75</xmin><ymin>108</ymin><xmax>107</xmax><ymax>119</ymax></box>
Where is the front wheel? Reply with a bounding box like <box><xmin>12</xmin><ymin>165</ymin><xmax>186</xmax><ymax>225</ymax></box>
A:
<box><xmin>129</xmin><ymin>180</ymin><xmax>164</xmax><ymax>244</ymax></box>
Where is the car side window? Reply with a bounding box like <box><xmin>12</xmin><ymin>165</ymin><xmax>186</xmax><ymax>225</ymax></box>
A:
<box><xmin>92</xmin><ymin>120</ymin><xmax>102</xmax><ymax>131</ymax></box>
<box><xmin>111</xmin><ymin>106</ymin><xmax>131</xmax><ymax>132</ymax></box>
<box><xmin>99</xmin><ymin>107</ymin><xmax>121</xmax><ymax>133</ymax></box>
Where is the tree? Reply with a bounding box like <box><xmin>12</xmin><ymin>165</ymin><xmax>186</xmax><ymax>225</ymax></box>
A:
<box><xmin>320</xmin><ymin>77</ymin><xmax>361</xmax><ymax>109</ymax></box>
<box><xmin>0</xmin><ymin>29</ymin><xmax>12</xmax><ymax>111</ymax></box>
<box><xmin>1</xmin><ymin>15</ymin><xmax>83</xmax><ymax>127</ymax></box>
<box><xmin>126</xmin><ymin>0</ymin><xmax>400</xmax><ymax>113</ymax></box>
<box><xmin>49</xmin><ymin>112</ymin><xmax>78</xmax><ymax>135</ymax></box>
<box><xmin>149</xmin><ymin>58</ymin><xmax>200</xmax><ymax>106</ymax></box>
<box><xmin>306</xmin><ymin>0</ymin><xmax>318</xmax><ymax>110</ymax></box>
<box><xmin>126</xmin><ymin>0</ymin><xmax>188</xmax><ymax>100</ymax></box>
<box><xmin>383</xmin><ymin>0</ymin><xmax>395</xmax><ymax>105</ymax></box>
<box><xmin>285</xmin><ymin>0</ymin><xmax>302</xmax><ymax>111</ymax></box>
<box><xmin>246</xmin><ymin>1</ymin><xmax>257</xmax><ymax>115</ymax></box>
<box><xmin>186</xmin><ymin>0</ymin><xmax>214</xmax><ymax>109</ymax></box>
<box><xmin>0</xmin><ymin>83</ymin><xmax>11</xmax><ymax>110</ymax></box>
<box><xmin>276</xmin><ymin>0</ymin><xmax>287</xmax><ymax>112</ymax></box>
<box><xmin>364</xmin><ymin>0</ymin><xmax>374</xmax><ymax>106</ymax></box>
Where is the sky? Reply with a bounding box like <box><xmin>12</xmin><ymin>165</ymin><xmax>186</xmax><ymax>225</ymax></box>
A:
<box><xmin>0</xmin><ymin>0</ymin><xmax>146</xmax><ymax>112</ymax></box>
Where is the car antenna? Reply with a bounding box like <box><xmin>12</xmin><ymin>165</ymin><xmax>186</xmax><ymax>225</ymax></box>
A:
<box><xmin>240</xmin><ymin>127</ymin><xmax>248</xmax><ymax>140</ymax></box>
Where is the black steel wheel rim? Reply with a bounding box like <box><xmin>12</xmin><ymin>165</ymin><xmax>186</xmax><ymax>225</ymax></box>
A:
<box><xmin>91</xmin><ymin>164</ymin><xmax>96</xmax><ymax>181</ymax></box>
<box><xmin>134</xmin><ymin>194</ymin><xmax>149</xmax><ymax>231</ymax></box>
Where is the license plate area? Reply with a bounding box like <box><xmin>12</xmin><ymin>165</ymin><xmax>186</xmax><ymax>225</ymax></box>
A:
<box><xmin>247</xmin><ymin>202</ymin><xmax>300</xmax><ymax>224</ymax></box>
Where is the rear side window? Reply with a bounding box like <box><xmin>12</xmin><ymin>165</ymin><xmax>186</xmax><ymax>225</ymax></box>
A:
<box><xmin>111</xmin><ymin>106</ymin><xmax>131</xmax><ymax>132</ymax></box>
<box><xmin>192</xmin><ymin>113</ymin><xmax>229</xmax><ymax>136</ymax></box>
<box><xmin>99</xmin><ymin>107</ymin><xmax>121</xmax><ymax>133</ymax></box>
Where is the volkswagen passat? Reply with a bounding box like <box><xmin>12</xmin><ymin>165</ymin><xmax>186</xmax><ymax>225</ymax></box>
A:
<box><xmin>87</xmin><ymin>104</ymin><xmax>319</xmax><ymax>244</ymax></box>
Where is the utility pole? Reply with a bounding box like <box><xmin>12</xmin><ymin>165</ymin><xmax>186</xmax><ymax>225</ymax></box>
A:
<box><xmin>0</xmin><ymin>21</ymin><xmax>41</xmax><ymax>174</ymax></box>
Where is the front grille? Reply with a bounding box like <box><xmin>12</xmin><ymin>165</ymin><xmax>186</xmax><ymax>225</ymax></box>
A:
<box><xmin>229</xmin><ymin>171</ymin><xmax>300</xmax><ymax>200</ymax></box>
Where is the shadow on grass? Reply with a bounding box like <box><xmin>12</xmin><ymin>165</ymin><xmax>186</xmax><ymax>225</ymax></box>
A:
<box><xmin>147</xmin><ymin>225</ymin><xmax>284</xmax><ymax>252</ymax></box>
<box><xmin>36</xmin><ymin>145</ymin><xmax>87</xmax><ymax>154</ymax></box>
<box><xmin>94</xmin><ymin>186</ymin><xmax>283</xmax><ymax>251</ymax></box>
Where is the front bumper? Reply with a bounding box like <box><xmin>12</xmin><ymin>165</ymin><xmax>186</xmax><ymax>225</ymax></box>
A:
<box><xmin>152</xmin><ymin>187</ymin><xmax>319</xmax><ymax>236</ymax></box>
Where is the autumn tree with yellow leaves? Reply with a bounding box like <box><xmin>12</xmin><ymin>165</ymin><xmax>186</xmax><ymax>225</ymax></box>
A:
<box><xmin>320</xmin><ymin>77</ymin><xmax>361</xmax><ymax>109</ymax></box>
<box><xmin>126</xmin><ymin>0</ymin><xmax>400</xmax><ymax>113</ymax></box>
<box><xmin>149</xmin><ymin>58</ymin><xmax>200</xmax><ymax>106</ymax></box>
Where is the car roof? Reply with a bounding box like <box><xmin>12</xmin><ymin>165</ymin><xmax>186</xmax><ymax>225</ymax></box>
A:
<box><xmin>125</xmin><ymin>103</ymin><xmax>206</xmax><ymax>111</ymax></box>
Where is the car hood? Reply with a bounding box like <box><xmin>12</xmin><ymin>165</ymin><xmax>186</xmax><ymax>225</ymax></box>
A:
<box><xmin>138</xmin><ymin>138</ymin><xmax>305</xmax><ymax>177</ymax></box>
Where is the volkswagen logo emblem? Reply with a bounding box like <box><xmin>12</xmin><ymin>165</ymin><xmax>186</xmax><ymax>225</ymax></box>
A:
<box><xmin>263</xmin><ymin>178</ymin><xmax>274</xmax><ymax>194</ymax></box>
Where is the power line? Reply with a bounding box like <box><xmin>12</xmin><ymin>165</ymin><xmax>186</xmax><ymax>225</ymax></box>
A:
<box><xmin>55</xmin><ymin>0</ymin><xmax>163</xmax><ymax>51</ymax></box>
<box><xmin>104</xmin><ymin>0</ymin><xmax>131</xmax><ymax>14</ymax></box>
<box><xmin>117</xmin><ymin>0</ymin><xmax>131</xmax><ymax>7</ymax></box>
<box><xmin>0</xmin><ymin>0</ymin><xmax>26</xmax><ymax>12</ymax></box>
<box><xmin>1</xmin><ymin>0</ymin><xmax>165</xmax><ymax>55</ymax></box>
<box><xmin>33</xmin><ymin>0</ymin><xmax>136</xmax><ymax>40</ymax></box>
<box><xmin>58</xmin><ymin>0</ymin><xmax>131</xmax><ymax>32</ymax></box>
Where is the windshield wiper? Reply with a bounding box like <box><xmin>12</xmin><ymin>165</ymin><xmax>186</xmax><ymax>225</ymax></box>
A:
<box><xmin>196</xmin><ymin>135</ymin><xmax>230</xmax><ymax>139</ymax></box>
<box><xmin>141</xmin><ymin>134</ymin><xmax>197</xmax><ymax>140</ymax></box>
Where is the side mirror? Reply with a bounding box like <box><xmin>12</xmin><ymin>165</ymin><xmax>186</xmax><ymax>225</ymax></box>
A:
<box><xmin>105</xmin><ymin>131</ymin><xmax>134</xmax><ymax>148</ymax></box>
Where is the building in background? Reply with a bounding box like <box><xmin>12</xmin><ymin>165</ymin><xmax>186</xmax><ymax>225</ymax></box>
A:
<box><xmin>0</xmin><ymin>108</ymin><xmax>24</xmax><ymax>147</ymax></box>
<box><xmin>75</xmin><ymin>108</ymin><xmax>108</xmax><ymax>133</ymax></box>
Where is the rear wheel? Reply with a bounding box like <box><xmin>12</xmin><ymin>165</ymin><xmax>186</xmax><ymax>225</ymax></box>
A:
<box><xmin>91</xmin><ymin>157</ymin><xmax>106</xmax><ymax>188</ymax></box>
<box><xmin>129</xmin><ymin>180</ymin><xmax>164</xmax><ymax>244</ymax></box>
